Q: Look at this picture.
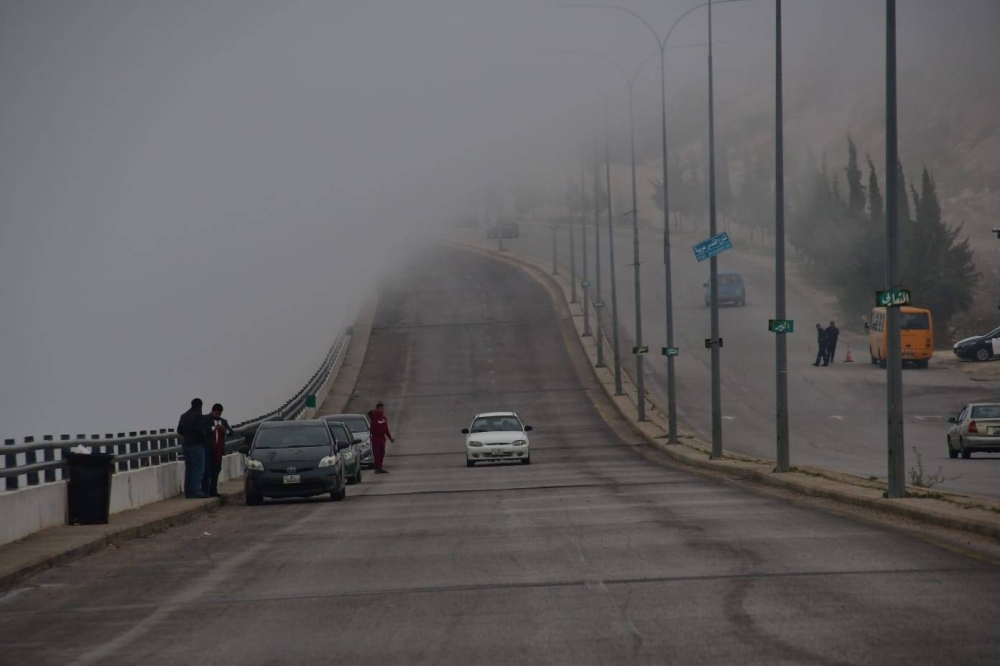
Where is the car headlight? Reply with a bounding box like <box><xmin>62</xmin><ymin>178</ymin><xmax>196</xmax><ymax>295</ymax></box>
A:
<box><xmin>318</xmin><ymin>455</ymin><xmax>339</xmax><ymax>468</ymax></box>
<box><xmin>246</xmin><ymin>458</ymin><xmax>264</xmax><ymax>471</ymax></box>
<box><xmin>512</xmin><ymin>440</ymin><xmax>527</xmax><ymax>446</ymax></box>
<box><xmin>342</xmin><ymin>451</ymin><xmax>355</xmax><ymax>460</ymax></box>
<box><xmin>468</xmin><ymin>441</ymin><xmax>483</xmax><ymax>447</ymax></box>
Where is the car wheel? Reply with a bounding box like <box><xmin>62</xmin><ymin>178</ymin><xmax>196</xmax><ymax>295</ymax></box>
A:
<box><xmin>960</xmin><ymin>439</ymin><xmax>971</xmax><ymax>459</ymax></box>
<box><xmin>879</xmin><ymin>357</ymin><xmax>887</xmax><ymax>369</ymax></box>
<box><xmin>740</xmin><ymin>296</ymin><xmax>746</xmax><ymax>307</ymax></box>
<box><xmin>521</xmin><ymin>457</ymin><xmax>531</xmax><ymax>465</ymax></box>
<box><xmin>870</xmin><ymin>348</ymin><xmax>877</xmax><ymax>365</ymax></box>
<box><xmin>355</xmin><ymin>468</ymin><xmax>363</xmax><ymax>484</ymax></box>
<box><xmin>331</xmin><ymin>477</ymin><xmax>346</xmax><ymax>501</ymax></box>
<box><xmin>975</xmin><ymin>347</ymin><xmax>990</xmax><ymax>362</ymax></box>
<box><xmin>467</xmin><ymin>459</ymin><xmax>475</xmax><ymax>467</ymax></box>
<box><xmin>246</xmin><ymin>493</ymin><xmax>263</xmax><ymax>506</ymax></box>
<box><xmin>947</xmin><ymin>437</ymin><xmax>958</xmax><ymax>459</ymax></box>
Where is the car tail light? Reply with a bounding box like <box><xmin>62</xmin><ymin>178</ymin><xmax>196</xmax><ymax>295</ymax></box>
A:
<box><xmin>968</xmin><ymin>420</ymin><xmax>978</xmax><ymax>434</ymax></box>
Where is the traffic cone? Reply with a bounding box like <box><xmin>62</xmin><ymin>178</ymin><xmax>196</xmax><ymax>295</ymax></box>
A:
<box><xmin>844</xmin><ymin>347</ymin><xmax>854</xmax><ymax>362</ymax></box>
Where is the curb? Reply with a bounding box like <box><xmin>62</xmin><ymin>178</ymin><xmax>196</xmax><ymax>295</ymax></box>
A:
<box><xmin>449</xmin><ymin>240</ymin><xmax>1000</xmax><ymax>543</ymax></box>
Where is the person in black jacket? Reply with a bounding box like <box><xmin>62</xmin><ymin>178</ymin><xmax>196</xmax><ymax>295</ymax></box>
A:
<box><xmin>202</xmin><ymin>403</ymin><xmax>234</xmax><ymax>498</ymax></box>
<box><xmin>177</xmin><ymin>398</ymin><xmax>208</xmax><ymax>498</ymax></box>
<box><xmin>813</xmin><ymin>324</ymin><xmax>829</xmax><ymax>367</ymax></box>
<box><xmin>825</xmin><ymin>321</ymin><xmax>840</xmax><ymax>363</ymax></box>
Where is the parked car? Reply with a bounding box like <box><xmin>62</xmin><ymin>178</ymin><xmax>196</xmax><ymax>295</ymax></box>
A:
<box><xmin>462</xmin><ymin>411</ymin><xmax>532</xmax><ymax>467</ymax></box>
<box><xmin>323</xmin><ymin>413</ymin><xmax>373</xmax><ymax>468</ymax></box>
<box><xmin>325</xmin><ymin>420</ymin><xmax>364</xmax><ymax>484</ymax></box>
<box><xmin>704</xmin><ymin>271</ymin><xmax>746</xmax><ymax>307</ymax></box>
<box><xmin>486</xmin><ymin>218</ymin><xmax>520</xmax><ymax>239</ymax></box>
<box><xmin>947</xmin><ymin>403</ymin><xmax>1000</xmax><ymax>459</ymax></box>
<box><xmin>953</xmin><ymin>325</ymin><xmax>1000</xmax><ymax>362</ymax></box>
<box><xmin>240</xmin><ymin>420</ymin><xmax>347</xmax><ymax>505</ymax></box>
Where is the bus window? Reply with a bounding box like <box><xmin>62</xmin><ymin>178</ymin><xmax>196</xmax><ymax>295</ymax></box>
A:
<box><xmin>900</xmin><ymin>312</ymin><xmax>930</xmax><ymax>330</ymax></box>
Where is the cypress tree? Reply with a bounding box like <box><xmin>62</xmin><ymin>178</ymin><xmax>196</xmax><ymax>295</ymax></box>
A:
<box><xmin>867</xmin><ymin>156</ymin><xmax>884</xmax><ymax>225</ymax></box>
<box><xmin>845</xmin><ymin>136</ymin><xmax>866</xmax><ymax>214</ymax></box>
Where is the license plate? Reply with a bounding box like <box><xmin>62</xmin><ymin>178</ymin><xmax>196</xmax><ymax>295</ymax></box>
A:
<box><xmin>990</xmin><ymin>427</ymin><xmax>1000</xmax><ymax>436</ymax></box>
<box><xmin>283</xmin><ymin>474</ymin><xmax>301</xmax><ymax>484</ymax></box>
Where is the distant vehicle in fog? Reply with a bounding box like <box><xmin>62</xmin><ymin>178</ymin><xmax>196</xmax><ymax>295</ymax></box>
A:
<box><xmin>486</xmin><ymin>218</ymin><xmax>519</xmax><ymax>239</ymax></box>
<box><xmin>953</xmin><ymin>325</ymin><xmax>1000</xmax><ymax>362</ymax></box>
<box><xmin>947</xmin><ymin>403</ymin><xmax>1000</xmax><ymax>459</ymax></box>
<box><xmin>866</xmin><ymin>306</ymin><xmax>933</xmax><ymax>368</ymax></box>
<box><xmin>463</xmin><ymin>411</ymin><xmax>532</xmax><ymax>466</ymax></box>
<box><xmin>704</xmin><ymin>271</ymin><xmax>746</xmax><ymax>307</ymax></box>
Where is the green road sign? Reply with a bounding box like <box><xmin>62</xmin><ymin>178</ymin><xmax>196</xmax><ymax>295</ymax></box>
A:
<box><xmin>662</xmin><ymin>347</ymin><xmax>679</xmax><ymax>357</ymax></box>
<box><xmin>593</xmin><ymin>301</ymin><xmax>605</xmax><ymax>308</ymax></box>
<box><xmin>876</xmin><ymin>288</ymin><xmax>911</xmax><ymax>307</ymax></box>
<box><xmin>632</xmin><ymin>345</ymin><xmax>649</xmax><ymax>355</ymax></box>
<box><xmin>768</xmin><ymin>319</ymin><xmax>794</xmax><ymax>333</ymax></box>
<box><xmin>581</xmin><ymin>280</ymin><xmax>592</xmax><ymax>288</ymax></box>
<box><xmin>305</xmin><ymin>394</ymin><xmax>317</xmax><ymax>409</ymax></box>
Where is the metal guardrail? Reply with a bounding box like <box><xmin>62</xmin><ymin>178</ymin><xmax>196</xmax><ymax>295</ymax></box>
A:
<box><xmin>1</xmin><ymin>328</ymin><xmax>350</xmax><ymax>491</ymax></box>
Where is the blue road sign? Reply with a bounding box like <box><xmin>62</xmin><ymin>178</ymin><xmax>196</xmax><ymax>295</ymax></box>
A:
<box><xmin>692</xmin><ymin>232</ymin><xmax>733</xmax><ymax>262</ymax></box>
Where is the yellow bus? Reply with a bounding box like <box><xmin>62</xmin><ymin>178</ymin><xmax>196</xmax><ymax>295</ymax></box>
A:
<box><xmin>866</xmin><ymin>306</ymin><xmax>934</xmax><ymax>368</ymax></box>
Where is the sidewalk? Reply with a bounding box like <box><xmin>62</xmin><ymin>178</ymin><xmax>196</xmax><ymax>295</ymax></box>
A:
<box><xmin>453</xmin><ymin>240</ymin><xmax>1000</xmax><ymax>544</ymax></box>
<box><xmin>0</xmin><ymin>303</ymin><xmax>377</xmax><ymax>593</ymax></box>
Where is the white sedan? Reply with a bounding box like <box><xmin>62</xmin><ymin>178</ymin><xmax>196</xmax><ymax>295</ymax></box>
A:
<box><xmin>462</xmin><ymin>412</ymin><xmax>533</xmax><ymax>467</ymax></box>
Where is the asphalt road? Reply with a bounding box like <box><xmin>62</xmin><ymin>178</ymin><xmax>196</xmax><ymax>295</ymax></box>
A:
<box><xmin>2</xmin><ymin>245</ymin><xmax>999</xmax><ymax>665</ymax></box>
<box><xmin>467</xmin><ymin>223</ymin><xmax>1000</xmax><ymax>497</ymax></box>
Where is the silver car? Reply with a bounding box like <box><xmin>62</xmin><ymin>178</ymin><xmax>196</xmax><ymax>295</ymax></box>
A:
<box><xmin>324</xmin><ymin>413</ymin><xmax>374</xmax><ymax>468</ymax></box>
<box><xmin>946</xmin><ymin>403</ymin><xmax>1000</xmax><ymax>459</ymax></box>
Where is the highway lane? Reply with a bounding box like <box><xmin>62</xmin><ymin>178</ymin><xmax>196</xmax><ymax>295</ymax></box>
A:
<box><xmin>2</xmin><ymin>244</ymin><xmax>999</xmax><ymax>665</ymax></box>
<box><xmin>468</xmin><ymin>223</ymin><xmax>1000</xmax><ymax>497</ymax></box>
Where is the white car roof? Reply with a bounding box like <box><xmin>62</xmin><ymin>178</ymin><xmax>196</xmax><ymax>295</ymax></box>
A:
<box><xmin>475</xmin><ymin>411</ymin><xmax>517</xmax><ymax>418</ymax></box>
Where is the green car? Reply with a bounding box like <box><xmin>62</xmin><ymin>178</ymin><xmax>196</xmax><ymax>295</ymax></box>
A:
<box><xmin>324</xmin><ymin>419</ymin><xmax>364</xmax><ymax>484</ymax></box>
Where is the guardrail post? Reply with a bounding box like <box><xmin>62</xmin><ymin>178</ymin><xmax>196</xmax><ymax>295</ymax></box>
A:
<box><xmin>59</xmin><ymin>434</ymin><xmax>71</xmax><ymax>480</ymax></box>
<box><xmin>93</xmin><ymin>434</ymin><xmax>105</xmax><ymax>466</ymax></box>
<box><xmin>127</xmin><ymin>432</ymin><xmax>138</xmax><ymax>470</ymax></box>
<box><xmin>24</xmin><ymin>436</ymin><xmax>39</xmax><ymax>486</ymax></box>
<box><xmin>4</xmin><ymin>438</ymin><xmax>18</xmax><ymax>490</ymax></box>
<box><xmin>139</xmin><ymin>430</ymin><xmax>150</xmax><ymax>467</ymax></box>
<box><xmin>168</xmin><ymin>429</ymin><xmax>178</xmax><ymax>462</ymax></box>
<box><xmin>43</xmin><ymin>435</ymin><xmax>56</xmax><ymax>483</ymax></box>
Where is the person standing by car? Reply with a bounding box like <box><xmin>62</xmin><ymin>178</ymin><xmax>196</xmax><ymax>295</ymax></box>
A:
<box><xmin>202</xmin><ymin>403</ymin><xmax>234</xmax><ymax>497</ymax></box>
<box><xmin>177</xmin><ymin>398</ymin><xmax>207</xmax><ymax>498</ymax></box>
<box><xmin>825</xmin><ymin>321</ymin><xmax>840</xmax><ymax>363</ymax></box>
<box><xmin>366</xmin><ymin>402</ymin><xmax>395</xmax><ymax>474</ymax></box>
<box><xmin>813</xmin><ymin>324</ymin><xmax>829</xmax><ymax>367</ymax></box>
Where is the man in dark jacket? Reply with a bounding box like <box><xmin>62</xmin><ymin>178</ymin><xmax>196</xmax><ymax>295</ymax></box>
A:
<box><xmin>177</xmin><ymin>398</ymin><xmax>207</xmax><ymax>498</ymax></box>
<box><xmin>202</xmin><ymin>403</ymin><xmax>234</xmax><ymax>497</ymax></box>
<box><xmin>366</xmin><ymin>402</ymin><xmax>395</xmax><ymax>474</ymax></box>
<box><xmin>825</xmin><ymin>321</ymin><xmax>840</xmax><ymax>363</ymax></box>
<box><xmin>813</xmin><ymin>324</ymin><xmax>829</xmax><ymax>367</ymax></box>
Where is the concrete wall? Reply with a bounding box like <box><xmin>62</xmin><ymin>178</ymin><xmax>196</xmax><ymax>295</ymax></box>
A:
<box><xmin>0</xmin><ymin>452</ymin><xmax>245</xmax><ymax>547</ymax></box>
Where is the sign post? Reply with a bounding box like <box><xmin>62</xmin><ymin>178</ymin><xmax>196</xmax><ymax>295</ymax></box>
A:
<box><xmin>876</xmin><ymin>288</ymin><xmax>910</xmax><ymax>308</ymax></box>
<box><xmin>768</xmin><ymin>319</ymin><xmax>794</xmax><ymax>334</ymax></box>
<box><xmin>692</xmin><ymin>231</ymin><xmax>733</xmax><ymax>263</ymax></box>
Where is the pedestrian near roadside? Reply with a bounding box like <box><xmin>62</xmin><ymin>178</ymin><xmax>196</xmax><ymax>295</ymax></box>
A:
<box><xmin>202</xmin><ymin>403</ymin><xmax>234</xmax><ymax>498</ymax></box>
<box><xmin>825</xmin><ymin>321</ymin><xmax>840</xmax><ymax>363</ymax></box>
<box><xmin>366</xmin><ymin>402</ymin><xmax>395</xmax><ymax>474</ymax></box>
<box><xmin>813</xmin><ymin>323</ymin><xmax>829</xmax><ymax>367</ymax></box>
<box><xmin>177</xmin><ymin>398</ymin><xmax>207</xmax><ymax>498</ymax></box>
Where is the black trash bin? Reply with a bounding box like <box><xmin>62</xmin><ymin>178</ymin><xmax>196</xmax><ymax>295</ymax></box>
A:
<box><xmin>65</xmin><ymin>451</ymin><xmax>116</xmax><ymax>525</ymax></box>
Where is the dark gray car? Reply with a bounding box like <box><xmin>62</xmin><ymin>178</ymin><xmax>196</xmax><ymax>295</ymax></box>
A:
<box><xmin>324</xmin><ymin>413</ymin><xmax>373</xmax><ymax>468</ymax></box>
<box><xmin>240</xmin><ymin>420</ymin><xmax>347</xmax><ymax>505</ymax></box>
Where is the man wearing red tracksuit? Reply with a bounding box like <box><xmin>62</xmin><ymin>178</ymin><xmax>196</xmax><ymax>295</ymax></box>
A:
<box><xmin>367</xmin><ymin>402</ymin><xmax>395</xmax><ymax>474</ymax></box>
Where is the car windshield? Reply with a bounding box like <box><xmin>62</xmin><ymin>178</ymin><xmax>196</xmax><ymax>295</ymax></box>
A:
<box><xmin>254</xmin><ymin>426</ymin><xmax>330</xmax><ymax>449</ymax></box>
<box><xmin>723</xmin><ymin>274</ymin><xmax>742</xmax><ymax>285</ymax></box>
<box><xmin>470</xmin><ymin>416</ymin><xmax>522</xmax><ymax>433</ymax></box>
<box><xmin>971</xmin><ymin>405</ymin><xmax>1000</xmax><ymax>420</ymax></box>
<box><xmin>900</xmin><ymin>312</ymin><xmax>930</xmax><ymax>330</ymax></box>
<box><xmin>340</xmin><ymin>417</ymin><xmax>369</xmax><ymax>433</ymax></box>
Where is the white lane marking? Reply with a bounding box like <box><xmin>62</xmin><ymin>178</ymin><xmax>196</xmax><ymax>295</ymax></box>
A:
<box><xmin>829</xmin><ymin>415</ymin><xmax>844</xmax><ymax>420</ymax></box>
<box><xmin>722</xmin><ymin>416</ymin><xmax>736</xmax><ymax>421</ymax></box>
<box><xmin>914</xmin><ymin>415</ymin><xmax>944</xmax><ymax>421</ymax></box>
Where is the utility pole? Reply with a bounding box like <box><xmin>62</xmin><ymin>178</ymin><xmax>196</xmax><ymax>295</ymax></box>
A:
<box><xmin>628</xmin><ymin>70</ymin><xmax>646</xmax><ymax>421</ymax></box>
<box><xmin>707</xmin><ymin>0</ymin><xmax>723</xmax><ymax>459</ymax></box>
<box><xmin>774</xmin><ymin>0</ymin><xmax>790</xmax><ymax>472</ymax></box>
<box><xmin>594</xmin><ymin>141</ymin><xmax>605</xmax><ymax>366</ymax></box>
<box><xmin>581</xmin><ymin>164</ymin><xmax>592</xmax><ymax>336</ymax></box>
<box><xmin>885</xmin><ymin>0</ymin><xmax>905</xmax><ymax>497</ymax></box>
<box><xmin>569</xmin><ymin>183</ymin><xmax>578</xmax><ymax>304</ymax></box>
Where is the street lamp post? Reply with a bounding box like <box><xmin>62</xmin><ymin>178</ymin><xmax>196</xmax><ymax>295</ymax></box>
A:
<box><xmin>605</xmin><ymin>99</ymin><xmax>624</xmax><ymax>395</ymax></box>
<box><xmin>569</xmin><ymin>184</ymin><xmax>578</xmax><ymax>304</ymax></box>
<box><xmin>774</xmin><ymin>0</ymin><xmax>790</xmax><ymax>472</ymax></box>
<box><xmin>885</xmin><ymin>0</ymin><xmax>905</xmax><ymax>497</ymax></box>
<box><xmin>581</xmin><ymin>164</ymin><xmax>592</xmax><ymax>337</ymax></box>
<box><xmin>594</xmin><ymin>140</ymin><xmax>605</xmax><ymax>366</ymax></box>
<box><xmin>707</xmin><ymin>0</ymin><xmax>724</xmax><ymax>459</ymax></box>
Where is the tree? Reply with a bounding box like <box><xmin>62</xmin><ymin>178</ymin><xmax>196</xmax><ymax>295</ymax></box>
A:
<box><xmin>845</xmin><ymin>136</ymin><xmax>866</xmax><ymax>214</ymax></box>
<box><xmin>867</xmin><ymin>156</ymin><xmax>884</xmax><ymax>225</ymax></box>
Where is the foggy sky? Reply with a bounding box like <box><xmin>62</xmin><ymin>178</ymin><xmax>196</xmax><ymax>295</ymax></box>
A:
<box><xmin>1</xmin><ymin>0</ymin><xmax>997</xmax><ymax>437</ymax></box>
